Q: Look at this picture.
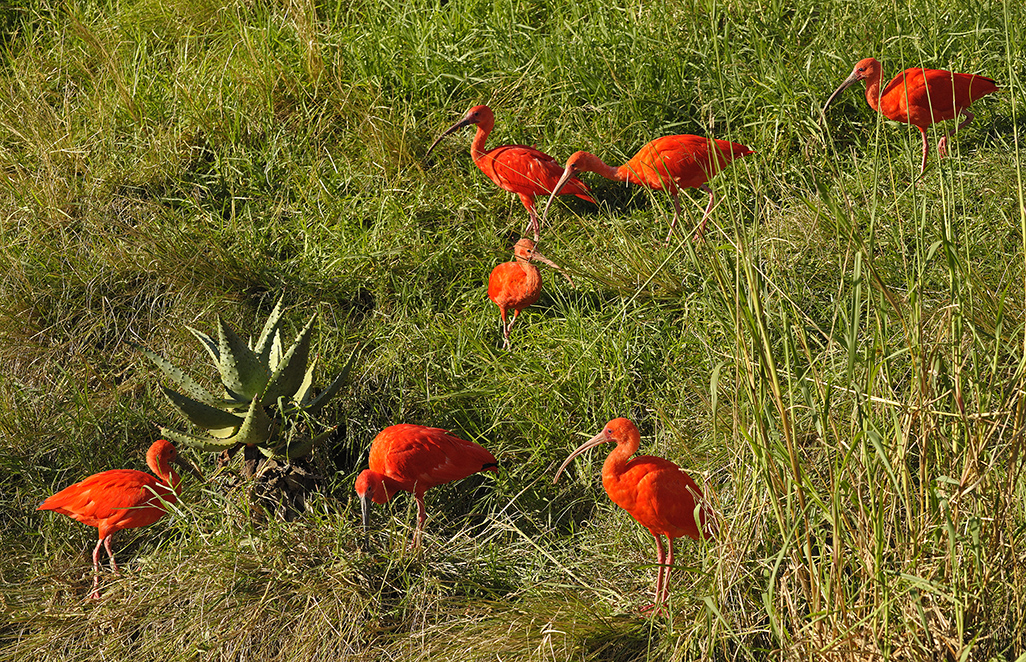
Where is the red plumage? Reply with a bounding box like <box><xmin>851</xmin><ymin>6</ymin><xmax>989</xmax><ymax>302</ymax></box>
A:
<box><xmin>618</xmin><ymin>135</ymin><xmax>753</xmax><ymax>193</ymax></box>
<box><xmin>426</xmin><ymin>105</ymin><xmax>595</xmax><ymax>242</ymax></box>
<box><xmin>355</xmin><ymin>424</ymin><xmax>497</xmax><ymax>546</ymax></box>
<box><xmin>487</xmin><ymin>238</ymin><xmax>571</xmax><ymax>349</ymax></box>
<box><xmin>543</xmin><ymin>135</ymin><xmax>753</xmax><ymax>243</ymax></box>
<box><xmin>38</xmin><ymin>439</ymin><xmax>190</xmax><ymax>598</ymax></box>
<box><xmin>554</xmin><ymin>418</ymin><xmax>716</xmax><ymax>608</ymax></box>
<box><xmin>824</xmin><ymin>57</ymin><xmax>999</xmax><ymax>174</ymax></box>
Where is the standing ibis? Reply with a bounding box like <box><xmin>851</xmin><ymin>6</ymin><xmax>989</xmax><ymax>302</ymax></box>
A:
<box><xmin>355</xmin><ymin>424</ymin><xmax>498</xmax><ymax>548</ymax></box>
<box><xmin>38</xmin><ymin>439</ymin><xmax>202</xmax><ymax>598</ymax></box>
<box><xmin>426</xmin><ymin>105</ymin><xmax>595</xmax><ymax>242</ymax></box>
<box><xmin>823</xmin><ymin>57</ymin><xmax>999</xmax><ymax>174</ymax></box>
<box><xmin>554</xmin><ymin>418</ymin><xmax>716</xmax><ymax>608</ymax></box>
<box><xmin>542</xmin><ymin>135</ymin><xmax>753</xmax><ymax>243</ymax></box>
<box><xmin>488</xmin><ymin>238</ymin><xmax>573</xmax><ymax>349</ymax></box>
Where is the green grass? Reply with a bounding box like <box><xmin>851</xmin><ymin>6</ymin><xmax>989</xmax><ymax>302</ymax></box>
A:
<box><xmin>2</xmin><ymin>0</ymin><xmax>1025</xmax><ymax>658</ymax></box>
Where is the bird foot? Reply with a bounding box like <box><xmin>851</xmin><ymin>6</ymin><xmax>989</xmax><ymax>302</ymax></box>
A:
<box><xmin>937</xmin><ymin>137</ymin><xmax>949</xmax><ymax>158</ymax></box>
<box><xmin>523</xmin><ymin>217</ymin><xmax>541</xmax><ymax>244</ymax></box>
<box><xmin>692</xmin><ymin>217</ymin><xmax>710</xmax><ymax>244</ymax></box>
<box><xmin>638</xmin><ymin>603</ymin><xmax>667</xmax><ymax>617</ymax></box>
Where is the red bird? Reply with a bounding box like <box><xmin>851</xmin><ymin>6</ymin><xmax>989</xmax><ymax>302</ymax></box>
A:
<box><xmin>542</xmin><ymin>135</ymin><xmax>753</xmax><ymax>243</ymax></box>
<box><xmin>488</xmin><ymin>238</ymin><xmax>573</xmax><ymax>349</ymax></box>
<box><xmin>38</xmin><ymin>439</ymin><xmax>200</xmax><ymax>598</ymax></box>
<box><xmin>554</xmin><ymin>418</ymin><xmax>716</xmax><ymax>608</ymax></box>
<box><xmin>355</xmin><ymin>424</ymin><xmax>498</xmax><ymax>547</ymax></box>
<box><xmin>823</xmin><ymin>57</ymin><xmax>999</xmax><ymax>174</ymax></box>
<box><xmin>425</xmin><ymin>105</ymin><xmax>595</xmax><ymax>242</ymax></box>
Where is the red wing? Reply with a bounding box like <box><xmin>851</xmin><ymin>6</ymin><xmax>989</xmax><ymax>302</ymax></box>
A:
<box><xmin>627</xmin><ymin>136</ymin><xmax>720</xmax><ymax>190</ymax></box>
<box><xmin>39</xmin><ymin>470</ymin><xmax>167</xmax><ymax>524</ymax></box>
<box><xmin>644</xmin><ymin>468</ymin><xmax>709</xmax><ymax>540</ymax></box>
<box><xmin>881</xmin><ymin>69</ymin><xmax>984</xmax><ymax>126</ymax></box>
<box><xmin>488</xmin><ymin>262</ymin><xmax>521</xmax><ymax>305</ymax></box>
<box><xmin>622</xmin><ymin>457</ymin><xmax>708</xmax><ymax>540</ymax></box>
<box><xmin>385</xmin><ymin>426</ymin><xmax>496</xmax><ymax>491</ymax></box>
<box><xmin>908</xmin><ymin>70</ymin><xmax>959</xmax><ymax>121</ymax></box>
<box><xmin>480</xmin><ymin>145</ymin><xmax>560</xmax><ymax>195</ymax></box>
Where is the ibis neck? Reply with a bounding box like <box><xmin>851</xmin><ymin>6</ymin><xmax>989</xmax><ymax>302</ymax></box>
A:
<box><xmin>164</xmin><ymin>468</ymin><xmax>182</xmax><ymax>492</ymax></box>
<box><xmin>602</xmin><ymin>440</ymin><xmax>637</xmax><ymax>479</ymax></box>
<box><xmin>574</xmin><ymin>153</ymin><xmax>625</xmax><ymax>183</ymax></box>
<box><xmin>598</xmin><ymin>162</ymin><xmax>629</xmax><ymax>183</ymax></box>
<box><xmin>379</xmin><ymin>472</ymin><xmax>410</xmax><ymax>501</ymax></box>
<box><xmin>600</xmin><ymin>441</ymin><xmax>641</xmax><ymax>512</ymax></box>
<box><xmin>151</xmin><ymin>459</ymin><xmax>182</xmax><ymax>493</ymax></box>
<box><xmin>865</xmin><ymin>77</ymin><xmax>882</xmax><ymax>113</ymax></box>
<box><xmin>471</xmin><ymin>125</ymin><xmax>491</xmax><ymax>162</ymax></box>
<box><xmin>517</xmin><ymin>259</ymin><xmax>541</xmax><ymax>286</ymax></box>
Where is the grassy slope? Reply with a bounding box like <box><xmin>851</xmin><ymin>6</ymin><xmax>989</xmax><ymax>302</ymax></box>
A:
<box><xmin>1</xmin><ymin>0</ymin><xmax>1024</xmax><ymax>659</ymax></box>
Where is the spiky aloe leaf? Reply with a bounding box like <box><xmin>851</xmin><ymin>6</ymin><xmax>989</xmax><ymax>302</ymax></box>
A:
<box><xmin>259</xmin><ymin>425</ymin><xmax>337</xmax><ymax>459</ymax></box>
<box><xmin>232</xmin><ymin>395</ymin><xmax>276</xmax><ymax>447</ymax></box>
<box><xmin>186</xmin><ymin>326</ymin><xmax>220</xmax><ymax>368</ymax></box>
<box><xmin>261</xmin><ymin>315</ymin><xmax>316</xmax><ymax>406</ymax></box>
<box><xmin>217</xmin><ymin>317</ymin><xmax>270</xmax><ymax>400</ymax></box>
<box><xmin>268</xmin><ymin>328</ymin><xmax>284</xmax><ymax>371</ymax></box>
<box><xmin>302</xmin><ymin>346</ymin><xmax>359</xmax><ymax>416</ymax></box>
<box><xmin>293</xmin><ymin>356</ymin><xmax>318</xmax><ymax>406</ymax></box>
<box><xmin>135</xmin><ymin>344</ymin><xmax>217</xmax><ymax>405</ymax></box>
<box><xmin>159</xmin><ymin>426</ymin><xmax>240</xmax><ymax>452</ymax></box>
<box><xmin>252</xmin><ymin>297</ymin><xmax>285</xmax><ymax>365</ymax></box>
<box><xmin>159</xmin><ymin>384</ymin><xmax>243</xmax><ymax>438</ymax></box>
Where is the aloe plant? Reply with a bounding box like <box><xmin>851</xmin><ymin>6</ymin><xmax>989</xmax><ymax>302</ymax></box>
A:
<box><xmin>138</xmin><ymin>297</ymin><xmax>355</xmax><ymax>461</ymax></box>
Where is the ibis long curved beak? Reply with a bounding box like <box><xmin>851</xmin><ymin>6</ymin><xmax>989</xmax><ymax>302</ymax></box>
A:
<box><xmin>553</xmin><ymin>429</ymin><xmax>609</xmax><ymax>483</ymax></box>
<box><xmin>425</xmin><ymin>116</ymin><xmax>475</xmax><ymax>160</ymax></box>
<box><xmin>540</xmin><ymin>164</ymin><xmax>579</xmax><ymax>234</ymax></box>
<box><xmin>823</xmin><ymin>70</ymin><xmax>861</xmax><ymax>116</ymax></box>
<box><xmin>530</xmin><ymin>246</ymin><xmax>575</xmax><ymax>287</ymax></box>
<box><xmin>173</xmin><ymin>454</ymin><xmax>205</xmax><ymax>482</ymax></box>
<box><xmin>360</xmin><ymin>492</ymin><xmax>371</xmax><ymax>548</ymax></box>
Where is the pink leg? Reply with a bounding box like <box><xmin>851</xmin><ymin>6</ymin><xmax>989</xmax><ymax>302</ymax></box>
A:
<box><xmin>413</xmin><ymin>494</ymin><xmax>427</xmax><ymax>548</ymax></box>
<box><xmin>938</xmin><ymin>109</ymin><xmax>974</xmax><ymax>158</ymax></box>
<box><xmin>104</xmin><ymin>536</ymin><xmax>119</xmax><ymax>575</ymax></box>
<box><xmin>919</xmin><ymin>128</ymin><xmax>929</xmax><ymax>175</ymax></box>
<box><xmin>661</xmin><ymin>537</ymin><xmax>676</xmax><ymax>606</ymax></box>
<box><xmin>90</xmin><ymin>538</ymin><xmax>105</xmax><ymax>599</ymax></box>
<box><xmin>693</xmin><ymin>185</ymin><xmax>715</xmax><ymax>242</ymax></box>
<box><xmin>503</xmin><ymin>310</ymin><xmax>520</xmax><ymax>349</ymax></box>
<box><xmin>498</xmin><ymin>310</ymin><xmax>509</xmax><ymax>349</ymax></box>
<box><xmin>664</xmin><ymin>191</ymin><xmax>682</xmax><ymax>245</ymax></box>
<box><xmin>521</xmin><ymin>196</ymin><xmax>541</xmax><ymax>243</ymax></box>
<box><xmin>652</xmin><ymin>534</ymin><xmax>667</xmax><ymax>607</ymax></box>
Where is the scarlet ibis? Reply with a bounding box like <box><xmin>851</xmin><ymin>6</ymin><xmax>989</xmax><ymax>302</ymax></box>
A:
<box><xmin>425</xmin><ymin>105</ymin><xmax>595</xmax><ymax>242</ymax></box>
<box><xmin>823</xmin><ymin>57</ymin><xmax>999</xmax><ymax>174</ymax></box>
<box><xmin>554</xmin><ymin>418</ymin><xmax>716</xmax><ymax>608</ymax></box>
<box><xmin>37</xmin><ymin>439</ymin><xmax>202</xmax><ymax>599</ymax></box>
<box><xmin>488</xmin><ymin>238</ymin><xmax>573</xmax><ymax>349</ymax></box>
<box><xmin>355</xmin><ymin>424</ymin><xmax>498</xmax><ymax>547</ymax></box>
<box><xmin>541</xmin><ymin>135</ymin><xmax>753</xmax><ymax>243</ymax></box>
